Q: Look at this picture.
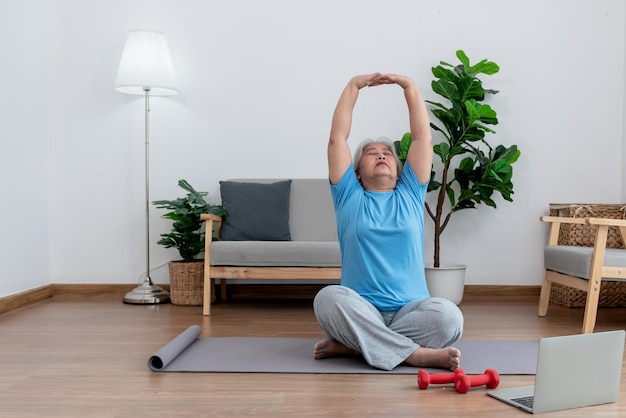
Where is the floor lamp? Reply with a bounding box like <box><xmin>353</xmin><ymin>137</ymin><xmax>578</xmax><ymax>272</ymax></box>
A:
<box><xmin>115</xmin><ymin>30</ymin><xmax>178</xmax><ymax>304</ymax></box>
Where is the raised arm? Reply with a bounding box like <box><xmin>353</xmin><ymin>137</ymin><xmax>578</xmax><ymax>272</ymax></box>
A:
<box><xmin>386</xmin><ymin>74</ymin><xmax>433</xmax><ymax>184</ymax></box>
<box><xmin>328</xmin><ymin>73</ymin><xmax>383</xmax><ymax>185</ymax></box>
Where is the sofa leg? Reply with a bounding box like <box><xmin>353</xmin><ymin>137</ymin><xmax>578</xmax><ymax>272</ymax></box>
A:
<box><xmin>221</xmin><ymin>279</ymin><xmax>228</xmax><ymax>301</ymax></box>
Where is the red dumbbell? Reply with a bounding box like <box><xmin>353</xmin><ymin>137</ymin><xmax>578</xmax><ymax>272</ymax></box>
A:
<box><xmin>417</xmin><ymin>368</ymin><xmax>465</xmax><ymax>390</ymax></box>
<box><xmin>453</xmin><ymin>369</ymin><xmax>499</xmax><ymax>394</ymax></box>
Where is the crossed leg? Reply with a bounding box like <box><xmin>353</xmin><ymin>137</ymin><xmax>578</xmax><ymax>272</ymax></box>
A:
<box><xmin>313</xmin><ymin>285</ymin><xmax>464</xmax><ymax>371</ymax></box>
<box><xmin>313</xmin><ymin>339</ymin><xmax>461</xmax><ymax>370</ymax></box>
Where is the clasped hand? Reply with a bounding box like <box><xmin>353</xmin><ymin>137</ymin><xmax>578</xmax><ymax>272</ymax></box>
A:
<box><xmin>353</xmin><ymin>73</ymin><xmax>412</xmax><ymax>90</ymax></box>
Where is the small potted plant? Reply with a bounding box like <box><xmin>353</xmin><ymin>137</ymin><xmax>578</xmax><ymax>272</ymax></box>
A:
<box><xmin>152</xmin><ymin>179</ymin><xmax>226</xmax><ymax>305</ymax></box>
<box><xmin>395</xmin><ymin>50</ymin><xmax>521</xmax><ymax>303</ymax></box>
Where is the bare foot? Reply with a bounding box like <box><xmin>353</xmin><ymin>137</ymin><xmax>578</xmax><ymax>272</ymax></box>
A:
<box><xmin>405</xmin><ymin>346</ymin><xmax>461</xmax><ymax>370</ymax></box>
<box><xmin>313</xmin><ymin>339</ymin><xmax>360</xmax><ymax>359</ymax></box>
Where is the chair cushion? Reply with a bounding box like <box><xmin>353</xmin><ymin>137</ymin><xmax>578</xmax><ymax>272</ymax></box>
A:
<box><xmin>219</xmin><ymin>180</ymin><xmax>292</xmax><ymax>241</ymax></box>
<box><xmin>210</xmin><ymin>241</ymin><xmax>341</xmax><ymax>267</ymax></box>
<box><xmin>544</xmin><ymin>245</ymin><xmax>626</xmax><ymax>280</ymax></box>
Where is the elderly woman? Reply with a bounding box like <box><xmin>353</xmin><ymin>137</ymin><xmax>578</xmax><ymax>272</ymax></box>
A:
<box><xmin>313</xmin><ymin>73</ymin><xmax>464</xmax><ymax>371</ymax></box>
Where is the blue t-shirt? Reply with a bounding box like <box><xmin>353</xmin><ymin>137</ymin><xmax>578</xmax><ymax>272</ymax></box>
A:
<box><xmin>330</xmin><ymin>162</ymin><xmax>430</xmax><ymax>312</ymax></box>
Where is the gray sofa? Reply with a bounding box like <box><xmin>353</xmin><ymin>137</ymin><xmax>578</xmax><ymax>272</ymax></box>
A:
<box><xmin>200</xmin><ymin>179</ymin><xmax>341</xmax><ymax>315</ymax></box>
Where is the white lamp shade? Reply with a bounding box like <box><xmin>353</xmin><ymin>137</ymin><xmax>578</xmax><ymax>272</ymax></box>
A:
<box><xmin>115</xmin><ymin>30</ymin><xmax>178</xmax><ymax>96</ymax></box>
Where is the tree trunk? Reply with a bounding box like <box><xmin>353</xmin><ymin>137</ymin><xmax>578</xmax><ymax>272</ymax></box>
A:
<box><xmin>433</xmin><ymin>162</ymin><xmax>450</xmax><ymax>268</ymax></box>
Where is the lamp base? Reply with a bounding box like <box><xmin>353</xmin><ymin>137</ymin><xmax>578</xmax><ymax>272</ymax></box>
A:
<box><xmin>123</xmin><ymin>279</ymin><xmax>170</xmax><ymax>304</ymax></box>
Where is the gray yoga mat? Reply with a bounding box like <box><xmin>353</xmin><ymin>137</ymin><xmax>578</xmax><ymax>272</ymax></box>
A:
<box><xmin>148</xmin><ymin>325</ymin><xmax>539</xmax><ymax>375</ymax></box>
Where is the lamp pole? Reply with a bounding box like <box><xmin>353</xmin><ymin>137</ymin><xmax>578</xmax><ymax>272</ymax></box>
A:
<box><xmin>122</xmin><ymin>86</ymin><xmax>170</xmax><ymax>304</ymax></box>
<box><xmin>144</xmin><ymin>87</ymin><xmax>151</xmax><ymax>282</ymax></box>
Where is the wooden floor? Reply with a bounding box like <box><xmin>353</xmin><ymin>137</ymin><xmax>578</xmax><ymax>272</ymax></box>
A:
<box><xmin>1</xmin><ymin>289</ymin><xmax>626</xmax><ymax>417</ymax></box>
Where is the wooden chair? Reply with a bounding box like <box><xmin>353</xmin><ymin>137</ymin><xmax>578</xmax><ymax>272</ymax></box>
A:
<box><xmin>538</xmin><ymin>216</ymin><xmax>626</xmax><ymax>333</ymax></box>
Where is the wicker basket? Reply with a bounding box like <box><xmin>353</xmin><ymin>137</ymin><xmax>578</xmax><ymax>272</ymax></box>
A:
<box><xmin>168</xmin><ymin>260</ymin><xmax>205</xmax><ymax>306</ymax></box>
<box><xmin>549</xmin><ymin>203</ymin><xmax>626</xmax><ymax>249</ymax></box>
<box><xmin>548</xmin><ymin>203</ymin><xmax>626</xmax><ymax>307</ymax></box>
<box><xmin>550</xmin><ymin>281</ymin><xmax>626</xmax><ymax>308</ymax></box>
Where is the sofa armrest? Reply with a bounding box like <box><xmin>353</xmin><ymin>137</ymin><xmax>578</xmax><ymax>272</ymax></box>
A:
<box><xmin>201</xmin><ymin>213</ymin><xmax>223</xmax><ymax>240</ymax></box>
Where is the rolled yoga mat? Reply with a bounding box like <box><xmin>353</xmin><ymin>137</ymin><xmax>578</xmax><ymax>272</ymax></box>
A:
<box><xmin>149</xmin><ymin>325</ymin><xmax>539</xmax><ymax>375</ymax></box>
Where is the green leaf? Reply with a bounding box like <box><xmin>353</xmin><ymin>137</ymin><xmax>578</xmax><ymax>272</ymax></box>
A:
<box><xmin>393</xmin><ymin>132</ymin><xmax>414</xmax><ymax>163</ymax></box>
<box><xmin>432</xmin><ymin>79</ymin><xmax>458</xmax><ymax>102</ymax></box>
<box><xmin>433</xmin><ymin>142</ymin><xmax>450</xmax><ymax>161</ymax></box>
<box><xmin>458</xmin><ymin>156</ymin><xmax>475</xmax><ymax>173</ymax></box>
<box><xmin>431</xmin><ymin>65</ymin><xmax>457</xmax><ymax>82</ymax></box>
<box><xmin>465</xmin><ymin>100</ymin><xmax>498</xmax><ymax>126</ymax></box>
<box><xmin>427</xmin><ymin>179</ymin><xmax>441</xmax><ymax>193</ymax></box>
<box><xmin>456</xmin><ymin>75</ymin><xmax>484</xmax><ymax>102</ymax></box>
<box><xmin>455</xmin><ymin>49</ymin><xmax>500</xmax><ymax>77</ymax></box>
<box><xmin>456</xmin><ymin>50</ymin><xmax>470</xmax><ymax>70</ymax></box>
<box><xmin>494</xmin><ymin>144</ymin><xmax>521</xmax><ymax>164</ymax></box>
<box><xmin>445</xmin><ymin>184</ymin><xmax>456</xmax><ymax>207</ymax></box>
<box><xmin>469</xmin><ymin>59</ymin><xmax>500</xmax><ymax>77</ymax></box>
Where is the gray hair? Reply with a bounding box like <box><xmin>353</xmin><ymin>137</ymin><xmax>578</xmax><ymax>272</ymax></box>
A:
<box><xmin>353</xmin><ymin>137</ymin><xmax>403</xmax><ymax>176</ymax></box>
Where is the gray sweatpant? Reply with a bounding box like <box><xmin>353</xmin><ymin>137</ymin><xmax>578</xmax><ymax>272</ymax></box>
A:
<box><xmin>313</xmin><ymin>285</ymin><xmax>464</xmax><ymax>371</ymax></box>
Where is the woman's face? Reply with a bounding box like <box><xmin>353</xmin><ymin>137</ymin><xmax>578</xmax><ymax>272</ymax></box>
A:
<box><xmin>357</xmin><ymin>143</ymin><xmax>398</xmax><ymax>188</ymax></box>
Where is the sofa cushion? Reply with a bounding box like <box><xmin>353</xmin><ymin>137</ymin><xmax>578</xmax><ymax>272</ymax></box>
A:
<box><xmin>289</xmin><ymin>179</ymin><xmax>337</xmax><ymax>242</ymax></box>
<box><xmin>210</xmin><ymin>241</ymin><xmax>341</xmax><ymax>267</ymax></box>
<box><xmin>219</xmin><ymin>180</ymin><xmax>292</xmax><ymax>241</ymax></box>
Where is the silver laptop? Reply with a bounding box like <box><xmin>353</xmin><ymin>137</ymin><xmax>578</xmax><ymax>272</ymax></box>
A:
<box><xmin>488</xmin><ymin>330</ymin><xmax>624</xmax><ymax>414</ymax></box>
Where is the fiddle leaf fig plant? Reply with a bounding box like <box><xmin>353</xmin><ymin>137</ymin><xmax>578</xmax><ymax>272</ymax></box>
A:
<box><xmin>395</xmin><ymin>50</ymin><xmax>521</xmax><ymax>268</ymax></box>
<box><xmin>152</xmin><ymin>179</ymin><xmax>226</xmax><ymax>262</ymax></box>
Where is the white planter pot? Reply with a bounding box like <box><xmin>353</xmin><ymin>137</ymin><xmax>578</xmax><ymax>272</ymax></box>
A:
<box><xmin>424</xmin><ymin>264</ymin><xmax>467</xmax><ymax>305</ymax></box>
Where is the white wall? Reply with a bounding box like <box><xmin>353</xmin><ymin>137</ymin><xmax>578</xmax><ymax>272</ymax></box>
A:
<box><xmin>0</xmin><ymin>1</ymin><xmax>51</xmax><ymax>296</ymax></box>
<box><xmin>1</xmin><ymin>0</ymin><xmax>625</xmax><ymax>298</ymax></box>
